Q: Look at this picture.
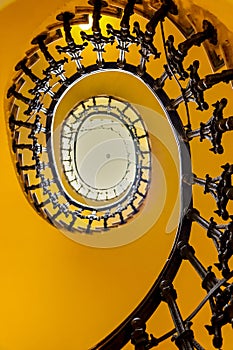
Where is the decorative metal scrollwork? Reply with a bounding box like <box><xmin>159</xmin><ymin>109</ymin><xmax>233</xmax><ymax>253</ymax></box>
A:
<box><xmin>5</xmin><ymin>0</ymin><xmax>233</xmax><ymax>349</ymax></box>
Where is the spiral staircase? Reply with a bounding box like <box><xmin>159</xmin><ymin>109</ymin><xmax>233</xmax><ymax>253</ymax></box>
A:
<box><xmin>1</xmin><ymin>0</ymin><xmax>233</xmax><ymax>349</ymax></box>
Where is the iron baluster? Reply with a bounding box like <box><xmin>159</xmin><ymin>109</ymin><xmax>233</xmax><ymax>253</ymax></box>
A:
<box><xmin>154</xmin><ymin>20</ymin><xmax>217</xmax><ymax>89</ymax></box>
<box><xmin>7</xmin><ymin>84</ymin><xmax>47</xmax><ymax>115</ymax></box>
<box><xmin>31</xmin><ymin>33</ymin><xmax>68</xmax><ymax>81</ymax></box>
<box><xmin>133</xmin><ymin>0</ymin><xmax>177</xmax><ymax>76</ymax></box>
<box><xmin>80</xmin><ymin>0</ymin><xmax>114</xmax><ymax>68</ymax></box>
<box><xmin>106</xmin><ymin>0</ymin><xmax>137</xmax><ymax>68</ymax></box>
<box><xmin>188</xmin><ymin>210</ymin><xmax>233</xmax><ymax>278</ymax></box>
<box><xmin>205</xmin><ymin>284</ymin><xmax>233</xmax><ymax>348</ymax></box>
<box><xmin>15</xmin><ymin>58</ymin><xmax>55</xmax><ymax>97</ymax></box>
<box><xmin>187</xmin><ymin>98</ymin><xmax>233</xmax><ymax>154</ymax></box>
<box><xmin>9</xmin><ymin>114</ymin><xmax>46</xmax><ymax>138</ymax></box>
<box><xmin>130</xmin><ymin>318</ymin><xmax>159</xmax><ymax>350</ymax></box>
<box><xmin>193</xmin><ymin>164</ymin><xmax>233</xmax><ymax>220</ymax></box>
<box><xmin>168</xmin><ymin>61</ymin><xmax>233</xmax><ymax>111</ymax></box>
<box><xmin>56</xmin><ymin>12</ymin><xmax>88</xmax><ymax>72</ymax></box>
<box><xmin>178</xmin><ymin>242</ymin><xmax>219</xmax><ymax>291</ymax></box>
<box><xmin>160</xmin><ymin>281</ymin><xmax>196</xmax><ymax>350</ymax></box>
